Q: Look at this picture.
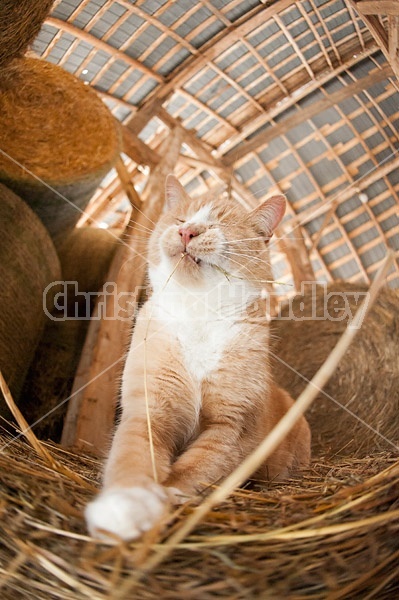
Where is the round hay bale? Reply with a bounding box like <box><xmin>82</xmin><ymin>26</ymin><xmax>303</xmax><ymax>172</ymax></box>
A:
<box><xmin>19</xmin><ymin>318</ymin><xmax>88</xmax><ymax>442</ymax></box>
<box><xmin>0</xmin><ymin>1</ymin><xmax>54</xmax><ymax>70</ymax></box>
<box><xmin>20</xmin><ymin>226</ymin><xmax>122</xmax><ymax>440</ymax></box>
<box><xmin>0</xmin><ymin>58</ymin><xmax>121</xmax><ymax>240</ymax></box>
<box><xmin>270</xmin><ymin>282</ymin><xmax>399</xmax><ymax>458</ymax></box>
<box><xmin>57</xmin><ymin>226</ymin><xmax>123</xmax><ymax>315</ymax></box>
<box><xmin>0</xmin><ymin>183</ymin><xmax>61</xmax><ymax>415</ymax></box>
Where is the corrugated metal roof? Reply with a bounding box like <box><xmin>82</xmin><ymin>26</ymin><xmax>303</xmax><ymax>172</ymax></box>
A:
<box><xmin>30</xmin><ymin>0</ymin><xmax>399</xmax><ymax>291</ymax></box>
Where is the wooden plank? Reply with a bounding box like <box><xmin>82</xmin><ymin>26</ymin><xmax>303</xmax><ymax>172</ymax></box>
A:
<box><xmin>61</xmin><ymin>128</ymin><xmax>184</xmax><ymax>454</ymax></box>
<box><xmin>350</xmin><ymin>4</ymin><xmax>399</xmax><ymax>79</ymax></box>
<box><xmin>121</xmin><ymin>126</ymin><xmax>160</xmax><ymax>169</ymax></box>
<box><xmin>355</xmin><ymin>1</ymin><xmax>399</xmax><ymax>16</ymax></box>
<box><xmin>157</xmin><ymin>107</ymin><xmax>257</xmax><ymax>209</ymax></box>
<box><xmin>222</xmin><ymin>63</ymin><xmax>394</xmax><ymax>166</ymax></box>
<box><xmin>277</xmin><ymin>228</ymin><xmax>316</xmax><ymax>290</ymax></box>
<box><xmin>46</xmin><ymin>17</ymin><xmax>164</xmax><ymax>82</ymax></box>
<box><xmin>388</xmin><ymin>15</ymin><xmax>399</xmax><ymax>61</ymax></box>
<box><xmin>120</xmin><ymin>0</ymin><xmax>294</xmax><ymax>133</ymax></box>
<box><xmin>114</xmin><ymin>157</ymin><xmax>142</xmax><ymax>212</ymax></box>
<box><xmin>295</xmin><ymin>154</ymin><xmax>399</xmax><ymax>226</ymax></box>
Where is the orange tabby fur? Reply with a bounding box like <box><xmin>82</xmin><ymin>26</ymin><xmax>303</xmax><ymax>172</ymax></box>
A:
<box><xmin>85</xmin><ymin>175</ymin><xmax>310</xmax><ymax>541</ymax></box>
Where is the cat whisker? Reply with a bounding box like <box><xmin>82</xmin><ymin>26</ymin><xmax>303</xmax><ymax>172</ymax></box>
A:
<box><xmin>222</xmin><ymin>253</ymin><xmax>268</xmax><ymax>280</ymax></box>
<box><xmin>124</xmin><ymin>222</ymin><xmax>154</xmax><ymax>235</ymax></box>
<box><xmin>223</xmin><ymin>250</ymin><xmax>266</xmax><ymax>263</ymax></box>
<box><xmin>219</xmin><ymin>237</ymin><xmax>265</xmax><ymax>244</ymax></box>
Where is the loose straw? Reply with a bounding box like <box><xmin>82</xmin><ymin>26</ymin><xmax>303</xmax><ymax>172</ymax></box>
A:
<box><xmin>0</xmin><ymin>371</ymin><xmax>96</xmax><ymax>491</ymax></box>
<box><xmin>117</xmin><ymin>249</ymin><xmax>394</xmax><ymax>588</ymax></box>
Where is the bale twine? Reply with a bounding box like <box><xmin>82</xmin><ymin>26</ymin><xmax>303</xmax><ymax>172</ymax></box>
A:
<box><xmin>0</xmin><ymin>58</ymin><xmax>121</xmax><ymax>240</ymax></box>
<box><xmin>20</xmin><ymin>226</ymin><xmax>122</xmax><ymax>440</ymax></box>
<box><xmin>270</xmin><ymin>282</ymin><xmax>399</xmax><ymax>457</ymax></box>
<box><xmin>0</xmin><ymin>183</ymin><xmax>61</xmax><ymax>416</ymax></box>
<box><xmin>0</xmin><ymin>0</ymin><xmax>54</xmax><ymax>70</ymax></box>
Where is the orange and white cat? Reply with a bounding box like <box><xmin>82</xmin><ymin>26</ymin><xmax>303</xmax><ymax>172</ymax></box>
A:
<box><xmin>85</xmin><ymin>175</ymin><xmax>310</xmax><ymax>541</ymax></box>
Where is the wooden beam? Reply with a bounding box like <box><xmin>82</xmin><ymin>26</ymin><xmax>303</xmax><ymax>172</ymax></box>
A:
<box><xmin>121</xmin><ymin>0</ymin><xmax>295</xmax><ymax>134</ymax></box>
<box><xmin>156</xmin><ymin>107</ymin><xmax>258</xmax><ymax>209</ymax></box>
<box><xmin>162</xmin><ymin>0</ymin><xmax>295</xmax><ymax>91</ymax></box>
<box><xmin>121</xmin><ymin>126</ymin><xmax>160</xmax><ymax>169</ymax></box>
<box><xmin>114</xmin><ymin>157</ymin><xmax>142</xmax><ymax>211</ymax></box>
<box><xmin>93</xmin><ymin>45</ymin><xmax>379</xmax><ymax>162</ymax></box>
<box><xmin>355</xmin><ymin>1</ymin><xmax>399</xmax><ymax>16</ymax></box>
<box><xmin>389</xmin><ymin>15</ymin><xmax>399</xmax><ymax>61</ymax></box>
<box><xmin>61</xmin><ymin>128</ymin><xmax>184</xmax><ymax>454</ymax></box>
<box><xmin>295</xmin><ymin>154</ymin><xmax>399</xmax><ymax>226</ymax></box>
<box><xmin>222</xmin><ymin>63</ymin><xmax>394</xmax><ymax>166</ymax></box>
<box><xmin>278</xmin><ymin>227</ymin><xmax>316</xmax><ymax>290</ymax></box>
<box><xmin>46</xmin><ymin>17</ymin><xmax>164</xmax><ymax>82</ymax></box>
<box><xmin>350</xmin><ymin>2</ymin><xmax>399</xmax><ymax>80</ymax></box>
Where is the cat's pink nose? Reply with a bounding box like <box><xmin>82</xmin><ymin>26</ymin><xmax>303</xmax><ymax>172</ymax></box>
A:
<box><xmin>178</xmin><ymin>225</ymin><xmax>199</xmax><ymax>247</ymax></box>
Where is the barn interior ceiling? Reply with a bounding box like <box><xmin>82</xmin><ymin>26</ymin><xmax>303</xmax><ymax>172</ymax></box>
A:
<box><xmin>32</xmin><ymin>0</ymin><xmax>399</xmax><ymax>292</ymax></box>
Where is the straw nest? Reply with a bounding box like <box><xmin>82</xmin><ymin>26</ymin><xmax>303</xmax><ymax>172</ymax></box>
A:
<box><xmin>0</xmin><ymin>0</ymin><xmax>54</xmax><ymax>70</ymax></box>
<box><xmin>0</xmin><ymin>58</ymin><xmax>121</xmax><ymax>239</ymax></box>
<box><xmin>19</xmin><ymin>227</ymin><xmax>122</xmax><ymax>440</ymax></box>
<box><xmin>0</xmin><ymin>432</ymin><xmax>398</xmax><ymax>599</ymax></box>
<box><xmin>270</xmin><ymin>282</ymin><xmax>399</xmax><ymax>458</ymax></box>
<box><xmin>0</xmin><ymin>183</ymin><xmax>60</xmax><ymax>413</ymax></box>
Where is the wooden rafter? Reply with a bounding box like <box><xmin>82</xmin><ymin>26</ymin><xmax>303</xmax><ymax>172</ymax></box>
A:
<box><xmin>294</xmin><ymin>154</ymin><xmax>399</xmax><ymax>226</ymax></box>
<box><xmin>34</xmin><ymin>0</ymin><xmax>398</xmax><ymax>293</ymax></box>
<box><xmin>122</xmin><ymin>0</ymin><xmax>297</xmax><ymax>134</ymax></box>
<box><xmin>222</xmin><ymin>63</ymin><xmax>394</xmax><ymax>166</ymax></box>
<box><xmin>121</xmin><ymin>126</ymin><xmax>160</xmax><ymax>169</ymax></box>
<box><xmin>355</xmin><ymin>1</ymin><xmax>399</xmax><ymax>16</ymax></box>
<box><xmin>46</xmin><ymin>17</ymin><xmax>164</xmax><ymax>82</ymax></box>
<box><xmin>350</xmin><ymin>1</ymin><xmax>399</xmax><ymax>80</ymax></box>
<box><xmin>96</xmin><ymin>45</ymin><xmax>379</xmax><ymax>160</ymax></box>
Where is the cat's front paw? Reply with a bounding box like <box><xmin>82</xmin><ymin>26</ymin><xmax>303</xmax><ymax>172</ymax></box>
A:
<box><xmin>85</xmin><ymin>484</ymin><xmax>168</xmax><ymax>542</ymax></box>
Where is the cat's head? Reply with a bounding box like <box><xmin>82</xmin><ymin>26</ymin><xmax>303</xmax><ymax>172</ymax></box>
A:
<box><xmin>148</xmin><ymin>175</ymin><xmax>285</xmax><ymax>290</ymax></box>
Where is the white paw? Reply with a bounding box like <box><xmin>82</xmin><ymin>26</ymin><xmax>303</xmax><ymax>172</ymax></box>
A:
<box><xmin>85</xmin><ymin>484</ymin><xmax>167</xmax><ymax>542</ymax></box>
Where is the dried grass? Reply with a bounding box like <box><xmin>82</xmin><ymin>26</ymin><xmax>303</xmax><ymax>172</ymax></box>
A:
<box><xmin>57</xmin><ymin>227</ymin><xmax>123</xmax><ymax>314</ymax></box>
<box><xmin>0</xmin><ymin>58</ymin><xmax>121</xmax><ymax>238</ymax></box>
<box><xmin>271</xmin><ymin>282</ymin><xmax>399</xmax><ymax>458</ymax></box>
<box><xmin>0</xmin><ymin>244</ymin><xmax>397</xmax><ymax>598</ymax></box>
<box><xmin>0</xmin><ymin>0</ymin><xmax>54</xmax><ymax>70</ymax></box>
<box><xmin>19</xmin><ymin>227</ymin><xmax>122</xmax><ymax>441</ymax></box>
<box><xmin>0</xmin><ymin>183</ymin><xmax>60</xmax><ymax>409</ymax></box>
<box><xmin>0</xmin><ymin>431</ymin><xmax>398</xmax><ymax>599</ymax></box>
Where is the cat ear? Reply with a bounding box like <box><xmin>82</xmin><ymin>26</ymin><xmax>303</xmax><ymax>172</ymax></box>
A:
<box><xmin>165</xmin><ymin>174</ymin><xmax>186</xmax><ymax>210</ymax></box>
<box><xmin>250</xmin><ymin>195</ymin><xmax>286</xmax><ymax>240</ymax></box>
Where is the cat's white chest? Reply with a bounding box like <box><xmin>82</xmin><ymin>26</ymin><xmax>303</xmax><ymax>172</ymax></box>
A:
<box><xmin>152</xmin><ymin>291</ymin><xmax>240</xmax><ymax>381</ymax></box>
<box><xmin>175</xmin><ymin>317</ymin><xmax>238</xmax><ymax>381</ymax></box>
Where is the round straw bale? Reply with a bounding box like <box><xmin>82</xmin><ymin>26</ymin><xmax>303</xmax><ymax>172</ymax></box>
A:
<box><xmin>20</xmin><ymin>226</ymin><xmax>122</xmax><ymax>440</ymax></box>
<box><xmin>19</xmin><ymin>318</ymin><xmax>89</xmax><ymax>441</ymax></box>
<box><xmin>0</xmin><ymin>1</ymin><xmax>54</xmax><ymax>70</ymax></box>
<box><xmin>57</xmin><ymin>226</ymin><xmax>123</xmax><ymax>315</ymax></box>
<box><xmin>0</xmin><ymin>58</ymin><xmax>121</xmax><ymax>240</ymax></box>
<box><xmin>0</xmin><ymin>183</ymin><xmax>61</xmax><ymax>417</ymax></box>
<box><xmin>270</xmin><ymin>282</ymin><xmax>399</xmax><ymax>458</ymax></box>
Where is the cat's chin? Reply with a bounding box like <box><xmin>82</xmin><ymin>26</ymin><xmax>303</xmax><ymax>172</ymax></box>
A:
<box><xmin>183</xmin><ymin>252</ymin><xmax>201</xmax><ymax>265</ymax></box>
<box><xmin>168</xmin><ymin>252</ymin><xmax>205</xmax><ymax>280</ymax></box>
